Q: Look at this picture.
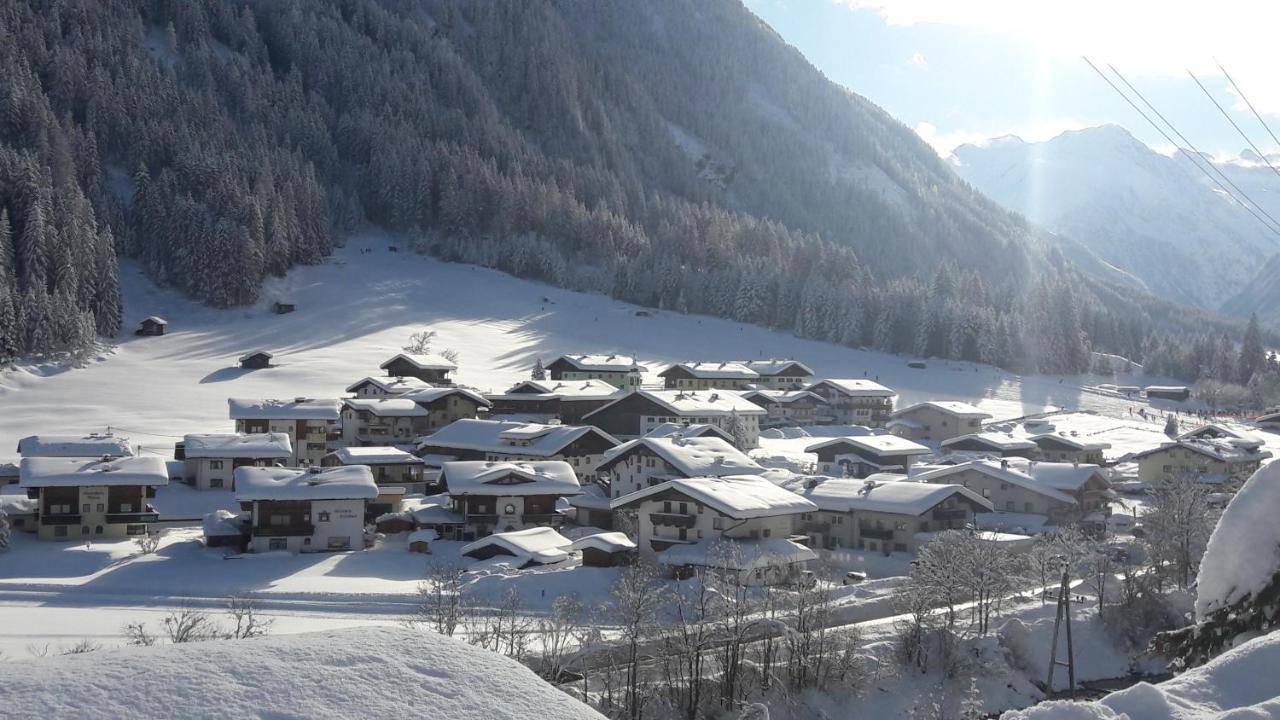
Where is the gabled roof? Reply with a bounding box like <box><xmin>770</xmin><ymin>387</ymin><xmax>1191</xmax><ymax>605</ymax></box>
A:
<box><xmin>1132</xmin><ymin>438</ymin><xmax>1272</xmax><ymax>463</ymax></box>
<box><xmin>741</xmin><ymin>389</ymin><xmax>828</xmax><ymax>405</ymax></box>
<box><xmin>142</xmin><ymin>315</ymin><xmax>167</xmax><ymax>325</ymax></box>
<box><xmin>17</xmin><ymin>434</ymin><xmax>134</xmax><ymax>458</ymax></box>
<box><xmin>228</xmin><ymin>397</ymin><xmax>341</xmax><ymax>421</ymax></box>
<box><xmin>418</xmin><ymin>419</ymin><xmax>618</xmax><ymax>456</ymax></box>
<box><xmin>1028</xmin><ymin>433</ymin><xmax>1111</xmax><ymax>451</ymax></box>
<box><xmin>910</xmin><ymin>460</ymin><xmax>1082</xmax><ymax>505</ymax></box>
<box><xmin>234</xmin><ymin>466</ymin><xmax>378</xmax><ymax>501</ymax></box>
<box><xmin>380</xmin><ymin>353</ymin><xmax>457</xmax><ymax>371</ymax></box>
<box><xmin>598</xmin><ymin>436</ymin><xmax>762</xmax><ymax>477</ymax></box>
<box><xmin>660</xmin><ymin>361</ymin><xmax>760</xmax><ymax>379</ymax></box>
<box><xmin>20</xmin><ymin>455</ymin><xmax>170</xmax><ymax>488</ymax></box>
<box><xmin>804</xmin><ymin>378</ymin><xmax>896</xmax><ymax>398</ymax></box>
<box><xmin>612</xmin><ymin>474</ymin><xmax>817</xmax><ymax>518</ymax></box>
<box><xmin>345</xmin><ymin>376</ymin><xmax>436</xmax><ymax>394</ymax></box>
<box><xmin>1178</xmin><ymin>423</ymin><xmax>1264</xmax><ymax>447</ymax></box>
<box><xmin>461</xmin><ymin>527</ymin><xmax>573</xmax><ymax>565</ymax></box>
<box><xmin>940</xmin><ymin>433</ymin><xmax>1038</xmax><ymax>451</ymax></box>
<box><xmin>549</xmin><ymin>354</ymin><xmax>645</xmax><ymax>373</ymax></box>
<box><xmin>440</xmin><ymin>460</ymin><xmax>581</xmax><ymax>496</ymax></box>
<box><xmin>401</xmin><ymin>387</ymin><xmax>491</xmax><ymax>407</ymax></box>
<box><xmin>326</xmin><ymin>446</ymin><xmax>421</xmax><ymax>466</ymax></box>
<box><xmin>569</xmin><ymin>531</ymin><xmax>637</xmax><ymax>553</ymax></box>
<box><xmin>183</xmin><ymin>433</ymin><xmax>292</xmax><ymax>459</ymax></box>
<box><xmin>238</xmin><ymin>350</ymin><xmax>273</xmax><ymax>362</ymax></box>
<box><xmin>892</xmin><ymin>401</ymin><xmax>992</xmax><ymax>419</ymax></box>
<box><xmin>584</xmin><ymin>390</ymin><xmax>766</xmax><ymax>420</ymax></box>
<box><xmin>488</xmin><ymin>379</ymin><xmax>624</xmax><ymax>402</ymax></box>
<box><xmin>644</xmin><ymin>423</ymin><xmax>733</xmax><ymax>441</ymax></box>
<box><xmin>736</xmin><ymin>360</ymin><xmax>815</xmax><ymax>377</ymax></box>
<box><xmin>805</xmin><ymin>435</ymin><xmax>932</xmax><ymax>458</ymax></box>
<box><xmin>343</xmin><ymin>397</ymin><xmax>430</xmax><ymax>417</ymax></box>
<box><xmin>790</xmin><ymin>476</ymin><xmax>992</xmax><ymax>515</ymax></box>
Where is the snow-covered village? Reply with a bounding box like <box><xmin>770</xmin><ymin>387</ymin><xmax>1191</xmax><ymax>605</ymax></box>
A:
<box><xmin>7</xmin><ymin>1</ymin><xmax>1280</xmax><ymax>719</ymax></box>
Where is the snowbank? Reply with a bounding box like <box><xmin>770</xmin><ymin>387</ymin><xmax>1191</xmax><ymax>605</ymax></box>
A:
<box><xmin>0</xmin><ymin>626</ymin><xmax>604</xmax><ymax>719</ymax></box>
<box><xmin>1195</xmin><ymin>461</ymin><xmax>1280</xmax><ymax>620</ymax></box>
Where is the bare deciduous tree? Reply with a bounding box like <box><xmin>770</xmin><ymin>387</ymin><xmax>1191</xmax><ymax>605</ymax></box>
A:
<box><xmin>61</xmin><ymin>639</ymin><xmax>101</xmax><ymax>655</ymax></box>
<box><xmin>1143</xmin><ymin>475</ymin><xmax>1214</xmax><ymax>588</ymax></box>
<box><xmin>122</xmin><ymin>621</ymin><xmax>158</xmax><ymax>647</ymax></box>
<box><xmin>163</xmin><ymin>605</ymin><xmax>220</xmax><ymax>643</ymax></box>
<box><xmin>134</xmin><ymin>531</ymin><xmax>161</xmax><ymax>554</ymax></box>
<box><xmin>412</xmin><ymin>562</ymin><xmax>467</xmax><ymax>636</ymax></box>
<box><xmin>225</xmin><ymin>593</ymin><xmax>273</xmax><ymax>640</ymax></box>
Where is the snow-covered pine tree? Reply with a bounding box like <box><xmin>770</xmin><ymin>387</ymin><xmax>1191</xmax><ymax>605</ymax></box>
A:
<box><xmin>726</xmin><ymin>409</ymin><xmax>750</xmax><ymax>451</ymax></box>
<box><xmin>531</xmin><ymin>358</ymin><xmax>546</xmax><ymax>381</ymax></box>
<box><xmin>0</xmin><ymin>508</ymin><xmax>10</xmax><ymax>552</ymax></box>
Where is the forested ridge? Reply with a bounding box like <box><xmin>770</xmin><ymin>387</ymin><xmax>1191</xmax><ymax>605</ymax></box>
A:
<box><xmin>0</xmin><ymin>0</ymin><xmax>1253</xmax><ymax>378</ymax></box>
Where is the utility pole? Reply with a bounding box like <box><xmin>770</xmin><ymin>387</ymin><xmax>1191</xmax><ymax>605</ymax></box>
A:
<box><xmin>1046</xmin><ymin>568</ymin><xmax>1076</xmax><ymax>698</ymax></box>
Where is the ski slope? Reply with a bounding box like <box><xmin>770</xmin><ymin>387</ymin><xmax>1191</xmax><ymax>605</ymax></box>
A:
<box><xmin>0</xmin><ymin>236</ymin><xmax>1155</xmax><ymax>461</ymax></box>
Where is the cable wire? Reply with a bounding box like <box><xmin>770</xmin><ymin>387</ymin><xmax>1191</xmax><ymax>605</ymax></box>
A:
<box><xmin>1187</xmin><ymin>69</ymin><xmax>1280</xmax><ymax>179</ymax></box>
<box><xmin>1213</xmin><ymin>60</ymin><xmax>1280</xmax><ymax>164</ymax></box>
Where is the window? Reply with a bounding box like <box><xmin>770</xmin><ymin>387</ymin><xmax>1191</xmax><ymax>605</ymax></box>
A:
<box><xmin>894</xmin><ymin>543</ymin><xmax>908</xmax><ymax>553</ymax></box>
<box><xmin>127</xmin><ymin>524</ymin><xmax>145</xmax><ymax>536</ymax></box>
<box><xmin>81</xmin><ymin>526</ymin><xmax>89</xmax><ymax>535</ymax></box>
<box><xmin>95</xmin><ymin>525</ymin><xmax>104</xmax><ymax>535</ymax></box>
<box><xmin>763</xmin><ymin>528</ymin><xmax>772</xmax><ymax>538</ymax></box>
<box><xmin>327</xmin><ymin>537</ymin><xmax>351</xmax><ymax>550</ymax></box>
<box><xmin>318</xmin><ymin>511</ymin><xmax>331</xmax><ymax>522</ymax></box>
<box><xmin>663</xmin><ymin>501</ymin><xmax>672</xmax><ymax>513</ymax></box>
<box><xmin>96</xmin><ymin>503</ymin><xmax>105</xmax><ymax>512</ymax></box>
<box><xmin>82</xmin><ymin>503</ymin><xmax>90</xmax><ymax>512</ymax></box>
<box><xmin>209</xmin><ymin>478</ymin><xmax>223</xmax><ymax>489</ymax></box>
<box><xmin>210</xmin><ymin>460</ymin><xmax>224</xmax><ymax>470</ymax></box>
<box><xmin>713</xmin><ymin>517</ymin><xmax>724</xmax><ymax>530</ymax></box>
<box><xmin>268</xmin><ymin>538</ymin><xmax>288</xmax><ymax>551</ymax></box>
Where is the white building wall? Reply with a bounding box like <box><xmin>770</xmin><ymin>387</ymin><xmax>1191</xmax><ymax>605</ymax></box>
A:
<box><xmin>248</xmin><ymin>498</ymin><xmax>366</xmax><ymax>553</ymax></box>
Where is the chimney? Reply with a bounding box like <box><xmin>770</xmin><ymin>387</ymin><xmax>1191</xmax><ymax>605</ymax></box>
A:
<box><xmin>1000</xmin><ymin>459</ymin><xmax>1009</xmax><ymax>470</ymax></box>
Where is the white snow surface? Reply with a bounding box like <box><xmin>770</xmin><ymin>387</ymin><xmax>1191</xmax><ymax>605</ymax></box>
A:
<box><xmin>182</xmin><ymin>432</ymin><xmax>292</xmax><ymax>459</ymax></box>
<box><xmin>1195</xmin><ymin>461</ymin><xmax>1280</xmax><ymax>620</ymax></box>
<box><xmin>327</xmin><ymin>445</ymin><xmax>420</xmax><ymax>465</ymax></box>
<box><xmin>568</xmin><ymin>531</ymin><xmax>636</xmax><ymax>553</ymax></box>
<box><xmin>440</xmin><ymin>460</ymin><xmax>580</xmax><ymax>496</ymax></box>
<box><xmin>1002</xmin><ymin>629</ymin><xmax>1280</xmax><ymax>719</ymax></box>
<box><xmin>600</xmin><ymin>436</ymin><xmax>762</xmax><ymax>477</ymax></box>
<box><xmin>461</xmin><ymin>527</ymin><xmax>573</xmax><ymax>565</ymax></box>
<box><xmin>343</xmin><ymin>396</ymin><xmax>429</xmax><ymax>416</ymax></box>
<box><xmin>0</xmin><ymin>625</ymin><xmax>604</xmax><ymax>720</ymax></box>
<box><xmin>658</xmin><ymin>537</ymin><xmax>816</xmax><ymax>571</ymax></box>
<box><xmin>806</xmin><ymin>378</ymin><xmax>897</xmax><ymax>397</ymax></box>
<box><xmin>894</xmin><ymin>400</ymin><xmax>993</xmax><ymax>418</ymax></box>
<box><xmin>227</xmin><ymin>397</ymin><xmax>341</xmax><ymax>421</ymax></box>
<box><xmin>19</xmin><ymin>455</ymin><xmax>170</xmax><ymax>488</ymax></box>
<box><xmin>419</xmin><ymin>419</ymin><xmax>615</xmax><ymax>456</ymax></box>
<box><xmin>15</xmin><ymin>434</ymin><xmax>135</xmax><ymax>458</ymax></box>
<box><xmin>790</xmin><ymin>476</ymin><xmax>991</xmax><ymax>515</ymax></box>
<box><xmin>614</xmin><ymin>474</ymin><xmax>817</xmax><ymax>518</ymax></box>
<box><xmin>379</xmin><ymin>352</ymin><xmax>457</xmax><ymax>371</ymax></box>
<box><xmin>805</xmin><ymin>434</ymin><xmax>932</xmax><ymax>456</ymax></box>
<box><xmin>233</xmin><ymin>465</ymin><xmax>378</xmax><ymax>501</ymax></box>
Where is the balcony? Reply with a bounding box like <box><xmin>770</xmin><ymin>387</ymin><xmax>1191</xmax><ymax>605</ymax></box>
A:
<box><xmin>800</xmin><ymin>521</ymin><xmax>830</xmax><ymax>534</ymax></box>
<box><xmin>39</xmin><ymin>514</ymin><xmax>82</xmax><ymax>526</ymax></box>
<box><xmin>932</xmin><ymin>509</ymin><xmax>969</xmax><ymax>522</ymax></box>
<box><xmin>649</xmin><ymin>512</ymin><xmax>697</xmax><ymax>529</ymax></box>
<box><xmin>253</xmin><ymin>524</ymin><xmax>315</xmax><ymax>537</ymax></box>
<box><xmin>859</xmin><ymin>527</ymin><xmax>894</xmax><ymax>541</ymax></box>
<box><xmin>106</xmin><ymin>512</ymin><xmax>160</xmax><ymax>524</ymax></box>
<box><xmin>467</xmin><ymin>514</ymin><xmax>499</xmax><ymax>525</ymax></box>
<box><xmin>522</xmin><ymin>513</ymin><xmax>562</xmax><ymax>526</ymax></box>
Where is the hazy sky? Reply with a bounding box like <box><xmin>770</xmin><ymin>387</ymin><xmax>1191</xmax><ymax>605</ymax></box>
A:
<box><xmin>745</xmin><ymin>0</ymin><xmax>1280</xmax><ymax>157</ymax></box>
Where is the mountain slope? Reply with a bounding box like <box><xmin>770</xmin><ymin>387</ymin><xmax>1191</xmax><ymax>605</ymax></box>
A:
<box><xmin>949</xmin><ymin>125</ymin><xmax>1280</xmax><ymax>311</ymax></box>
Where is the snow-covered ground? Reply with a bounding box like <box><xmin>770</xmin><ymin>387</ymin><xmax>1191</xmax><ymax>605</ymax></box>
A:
<box><xmin>0</xmin><ymin>237</ymin><xmax>1163</xmax><ymax>463</ymax></box>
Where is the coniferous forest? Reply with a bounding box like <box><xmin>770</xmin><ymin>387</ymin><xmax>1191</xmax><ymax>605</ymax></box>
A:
<box><xmin>0</xmin><ymin>0</ymin><xmax>1260</xmax><ymax>378</ymax></box>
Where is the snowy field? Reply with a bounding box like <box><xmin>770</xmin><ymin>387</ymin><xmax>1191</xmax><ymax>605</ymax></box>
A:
<box><xmin>0</xmin><ymin>237</ymin><xmax>1163</xmax><ymax>462</ymax></box>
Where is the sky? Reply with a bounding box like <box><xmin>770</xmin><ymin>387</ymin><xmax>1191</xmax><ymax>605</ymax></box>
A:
<box><xmin>744</xmin><ymin>0</ymin><xmax>1280</xmax><ymax>157</ymax></box>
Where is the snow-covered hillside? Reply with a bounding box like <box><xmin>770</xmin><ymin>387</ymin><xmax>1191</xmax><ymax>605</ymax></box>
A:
<box><xmin>0</xmin><ymin>625</ymin><xmax>604</xmax><ymax>720</ymax></box>
<box><xmin>950</xmin><ymin>125</ymin><xmax>1280</xmax><ymax>311</ymax></box>
<box><xmin>0</xmin><ymin>237</ymin><xmax>1154</xmax><ymax>461</ymax></box>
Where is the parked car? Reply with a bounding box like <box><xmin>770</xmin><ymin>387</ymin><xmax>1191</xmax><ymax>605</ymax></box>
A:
<box><xmin>842</xmin><ymin>571</ymin><xmax>867</xmax><ymax>585</ymax></box>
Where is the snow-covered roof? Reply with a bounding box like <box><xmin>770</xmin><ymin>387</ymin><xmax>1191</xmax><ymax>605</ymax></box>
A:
<box><xmin>401</xmin><ymin>387</ymin><xmax>491</xmax><ymax>407</ymax></box>
<box><xmin>418</xmin><ymin>419</ymin><xmax>617</xmax><ymax>456</ymax></box>
<box><xmin>551</xmin><ymin>354</ymin><xmax>645</xmax><ymax>372</ymax></box>
<box><xmin>182</xmin><ymin>433</ymin><xmax>292</xmax><ymax>459</ymax></box>
<box><xmin>237</xmin><ymin>350</ymin><xmax>273</xmax><ymax>362</ymax></box>
<box><xmin>1178</xmin><ymin>423</ymin><xmax>1265</xmax><ymax>447</ymax></box>
<box><xmin>1132</xmin><ymin>437</ymin><xmax>1272</xmax><ymax>463</ymax></box>
<box><xmin>16</xmin><ymin>434</ymin><xmax>134</xmax><ymax>458</ymax></box>
<box><xmin>657</xmin><ymin>537</ymin><xmax>816</xmax><ymax>572</ymax></box>
<box><xmin>440</xmin><ymin>460</ymin><xmax>581</xmax><ymax>497</ymax></box>
<box><xmin>326</xmin><ymin>446</ymin><xmax>421</xmax><ymax>465</ymax></box>
<box><xmin>804</xmin><ymin>435</ymin><xmax>932</xmax><ymax>458</ymax></box>
<box><xmin>0</xmin><ymin>626</ymin><xmax>605</xmax><ymax>719</ymax></box>
<box><xmin>593</xmin><ymin>389</ymin><xmax>766</xmax><ymax>418</ymax></box>
<box><xmin>910</xmin><ymin>460</ymin><xmax>1085</xmax><ymax>505</ymax></box>
<box><xmin>790</xmin><ymin>476</ymin><xmax>991</xmax><ymax>515</ymax></box>
<box><xmin>488</xmin><ymin>379</ymin><xmax>624</xmax><ymax>401</ymax></box>
<box><xmin>345</xmin><ymin>376</ymin><xmax>436</xmax><ymax>394</ymax></box>
<box><xmin>568</xmin><ymin>531</ymin><xmax>637</xmax><ymax>553</ymax></box>
<box><xmin>142</xmin><ymin>315</ymin><xmax>167</xmax><ymax>324</ymax></box>
<box><xmin>1028</xmin><ymin>433</ymin><xmax>1111</xmax><ymax>451</ymax></box>
<box><xmin>20</xmin><ymin>455</ymin><xmax>170</xmax><ymax>488</ymax></box>
<box><xmin>380</xmin><ymin>353</ymin><xmax>457</xmax><ymax>371</ymax></box>
<box><xmin>0</xmin><ymin>494</ymin><xmax>37</xmax><ymax>514</ymax></box>
<box><xmin>234</xmin><ymin>466</ymin><xmax>378</xmax><ymax>501</ymax></box>
<box><xmin>892</xmin><ymin>401</ymin><xmax>992</xmax><ymax>419</ymax></box>
<box><xmin>804</xmin><ymin>378</ymin><xmax>896</xmax><ymax>397</ymax></box>
<box><xmin>567</xmin><ymin>483</ymin><xmax>612</xmax><ymax>511</ymax></box>
<box><xmin>736</xmin><ymin>359</ymin><xmax>815</xmax><ymax>376</ymax></box>
<box><xmin>408</xmin><ymin>528</ymin><xmax>438</xmax><ymax>544</ymax></box>
<box><xmin>461</xmin><ymin>527</ymin><xmax>573</xmax><ymax>565</ymax></box>
<box><xmin>599</xmin><ymin>436</ymin><xmax>762</xmax><ymax>477</ymax></box>
<box><xmin>940</xmin><ymin>433</ymin><xmax>1038</xmax><ymax>451</ymax></box>
<box><xmin>202</xmin><ymin>509</ymin><xmax>247</xmax><ymax>537</ymax></box>
<box><xmin>343</xmin><ymin>397</ymin><xmax>430</xmax><ymax>417</ymax></box>
<box><xmin>406</xmin><ymin>494</ymin><xmax>464</xmax><ymax>525</ymax></box>
<box><xmin>1196</xmin><ymin>460</ymin><xmax>1280</xmax><ymax>621</ymax></box>
<box><xmin>644</xmin><ymin>423</ymin><xmax>733</xmax><ymax>441</ymax></box>
<box><xmin>228</xmin><ymin>397</ymin><xmax>341</xmax><ymax>421</ymax></box>
<box><xmin>614</xmin><ymin>475</ymin><xmax>817</xmax><ymax>518</ymax></box>
<box><xmin>660</xmin><ymin>361</ymin><xmax>760</xmax><ymax>379</ymax></box>
<box><xmin>741</xmin><ymin>389</ymin><xmax>828</xmax><ymax>405</ymax></box>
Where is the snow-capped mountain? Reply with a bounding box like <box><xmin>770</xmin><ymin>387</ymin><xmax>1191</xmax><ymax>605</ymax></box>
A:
<box><xmin>949</xmin><ymin>125</ymin><xmax>1280</xmax><ymax>312</ymax></box>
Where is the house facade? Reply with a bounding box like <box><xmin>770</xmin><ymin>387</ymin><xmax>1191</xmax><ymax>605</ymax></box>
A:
<box><xmin>805</xmin><ymin>435</ymin><xmax>932</xmax><ymax>477</ymax></box>
<box><xmin>545</xmin><ymin>354</ymin><xmax>646</xmax><ymax>389</ymax></box>
<box><xmin>341</xmin><ymin>398</ymin><xmax>432</xmax><ymax>447</ymax></box>
<box><xmin>1133</xmin><ymin>439</ymin><xmax>1271</xmax><ymax>487</ymax></box>
<box><xmin>416</xmin><ymin>419</ymin><xmax>619</xmax><ymax>483</ymax></box>
<box><xmin>596</xmin><ymin>436</ymin><xmax>764</xmax><ymax>498</ymax></box>
<box><xmin>940</xmin><ymin>433</ymin><xmax>1039</xmax><ymax>458</ymax></box>
<box><xmin>803</xmin><ymin>379</ymin><xmax>896</xmax><ymax>427</ymax></box>
<box><xmin>485</xmin><ymin>379</ymin><xmax>623</xmax><ymax>425</ymax></box>
<box><xmin>228</xmin><ymin>398</ymin><xmax>342</xmax><ymax>467</ymax></box>
<box><xmin>792</xmin><ymin>476</ymin><xmax>992</xmax><ymax>555</ymax></box>
<box><xmin>1028</xmin><ymin>434</ymin><xmax>1110</xmax><ymax>465</ymax></box>
<box><xmin>181</xmin><ymin>433</ymin><xmax>292</xmax><ymax>490</ymax></box>
<box><xmin>659</xmin><ymin>362</ymin><xmax>760</xmax><ymax>391</ymax></box>
<box><xmin>742</xmin><ymin>390</ymin><xmax>829</xmax><ymax>428</ymax></box>
<box><xmin>612</xmin><ymin>475</ymin><xmax>817</xmax><ymax>585</ymax></box>
<box><xmin>19</xmin><ymin>455</ymin><xmax>168</xmax><ymax>541</ymax></box>
<box><xmin>581</xmin><ymin>390</ymin><xmax>766</xmax><ymax>448</ymax></box>
<box><xmin>321</xmin><ymin>446</ymin><xmax>427</xmax><ymax>493</ymax></box>
<box><xmin>235</xmin><ymin>465</ymin><xmax>377</xmax><ymax>553</ymax></box>
<box><xmin>345</xmin><ymin>376</ymin><xmax>436</xmax><ymax>398</ymax></box>
<box><xmin>888</xmin><ymin>401</ymin><xmax>992</xmax><ymax>443</ymax></box>
<box><xmin>738</xmin><ymin>360</ymin><xmax>815</xmax><ymax>390</ymax></box>
<box><xmin>913</xmin><ymin>459</ymin><xmax>1111</xmax><ymax>529</ymax></box>
<box><xmin>380</xmin><ymin>353</ymin><xmax>457</xmax><ymax>385</ymax></box>
<box><xmin>439</xmin><ymin>460</ymin><xmax>581</xmax><ymax>540</ymax></box>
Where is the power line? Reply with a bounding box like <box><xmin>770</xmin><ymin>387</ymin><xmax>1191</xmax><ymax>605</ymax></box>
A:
<box><xmin>1083</xmin><ymin>57</ymin><xmax>1280</xmax><ymax>236</ymax></box>
<box><xmin>1213</xmin><ymin>60</ymin><xmax>1280</xmax><ymax>164</ymax></box>
<box><xmin>1187</xmin><ymin>69</ymin><xmax>1280</xmax><ymax>180</ymax></box>
<box><xmin>1107</xmin><ymin>62</ymin><xmax>1280</xmax><ymax>234</ymax></box>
